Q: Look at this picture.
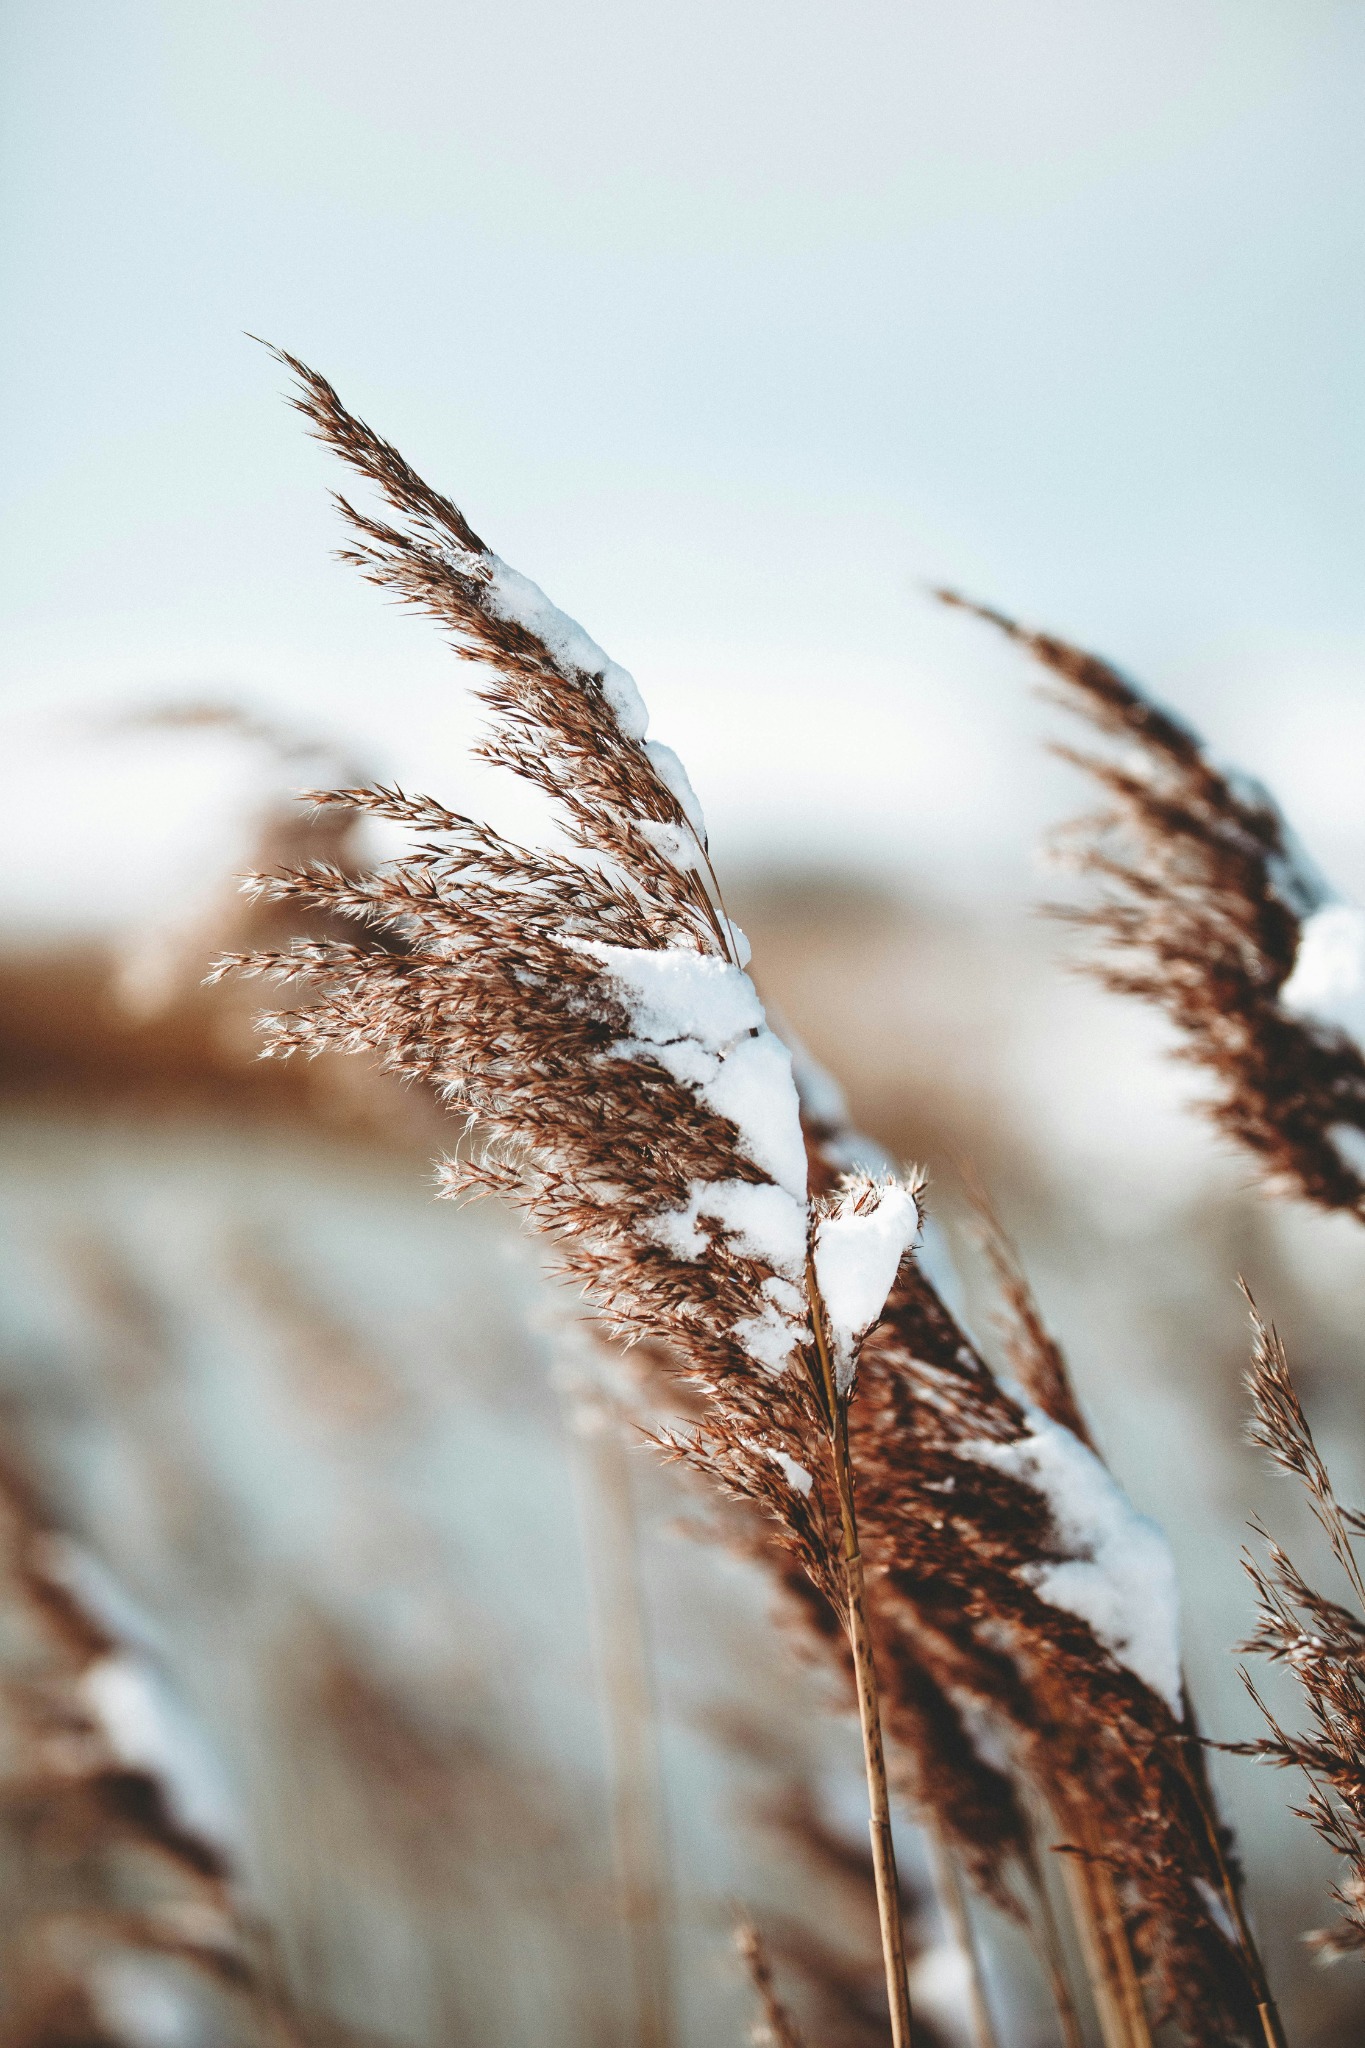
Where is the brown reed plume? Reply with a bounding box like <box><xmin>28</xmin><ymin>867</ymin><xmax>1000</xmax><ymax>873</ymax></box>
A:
<box><xmin>689</xmin><ymin>1039</ymin><xmax>1275</xmax><ymax>2042</ymax></box>
<box><xmin>1234</xmin><ymin>1294</ymin><xmax>1365</xmax><ymax>1962</ymax></box>
<box><xmin>220</xmin><ymin>353</ymin><xmax>1290</xmax><ymax>2043</ymax></box>
<box><xmin>801</xmin><ymin>1095</ymin><xmax>1282</xmax><ymax>2047</ymax></box>
<box><xmin>220</xmin><ymin>347</ymin><xmax>924</xmax><ymax>2044</ymax></box>
<box><xmin>937</xmin><ymin>591</ymin><xmax>1365</xmax><ymax>1217</ymax></box>
<box><xmin>0</xmin><ymin>1441</ymin><xmax>304</xmax><ymax>2047</ymax></box>
<box><xmin>568</xmin><ymin>1239</ymin><xmax>1013</xmax><ymax>2046</ymax></box>
<box><xmin>961</xmin><ymin>1183</ymin><xmax>1293</xmax><ymax>2044</ymax></box>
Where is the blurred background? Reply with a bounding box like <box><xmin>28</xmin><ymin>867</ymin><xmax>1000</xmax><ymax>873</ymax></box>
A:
<box><xmin>3</xmin><ymin>4</ymin><xmax>1365</xmax><ymax>2043</ymax></box>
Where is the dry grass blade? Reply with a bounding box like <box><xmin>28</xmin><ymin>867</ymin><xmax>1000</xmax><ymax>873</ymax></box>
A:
<box><xmin>924</xmin><ymin>1832</ymin><xmax>999</xmax><ymax>2048</ymax></box>
<box><xmin>938</xmin><ymin>590</ymin><xmax>1365</xmax><ymax>1217</ymax></box>
<box><xmin>957</xmin><ymin>1164</ymin><xmax>1093</xmax><ymax>1449</ymax></box>
<box><xmin>555</xmin><ymin>1323</ymin><xmax>675</xmax><ymax>2048</ymax></box>
<box><xmin>1235</xmin><ymin>1294</ymin><xmax>1365</xmax><ymax>1963</ymax></box>
<box><xmin>1243</xmin><ymin>1288</ymin><xmax>1365</xmax><ymax>1614</ymax></box>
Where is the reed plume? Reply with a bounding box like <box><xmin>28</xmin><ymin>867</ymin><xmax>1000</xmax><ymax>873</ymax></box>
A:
<box><xmin>803</xmin><ymin>1048</ymin><xmax>1284</xmax><ymax>2040</ymax></box>
<box><xmin>219</xmin><ymin>354</ymin><xmax>1292</xmax><ymax>2044</ymax></box>
<box><xmin>938</xmin><ymin>592</ymin><xmax>1365</xmax><ymax>1216</ymax></box>
<box><xmin>0</xmin><ymin>1443</ymin><xmax>301</xmax><ymax>2047</ymax></box>
<box><xmin>220</xmin><ymin>348</ymin><xmax>923</xmax><ymax>2043</ymax></box>
<box><xmin>1235</xmin><ymin>1295</ymin><xmax>1365</xmax><ymax>1962</ymax></box>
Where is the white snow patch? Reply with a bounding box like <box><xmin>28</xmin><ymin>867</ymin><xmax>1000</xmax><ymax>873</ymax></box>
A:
<box><xmin>36</xmin><ymin>1535</ymin><xmax>163</xmax><ymax>1656</ymax></box>
<box><xmin>635</xmin><ymin>818</ymin><xmax>705</xmax><ymax>873</ymax></box>
<box><xmin>648</xmin><ymin>1180</ymin><xmax>808</xmax><ymax>1274</ymax></box>
<box><xmin>910</xmin><ymin>1940</ymin><xmax>975</xmax><ymax>2040</ymax></box>
<box><xmin>585</xmin><ymin>942</ymin><xmax>809</xmax><ymax>1201</ymax></box>
<box><xmin>813</xmin><ymin>1181</ymin><xmax>920</xmax><ymax>1393</ymax></box>
<box><xmin>962</xmin><ymin>1407</ymin><xmax>1183</xmax><ymax>1711</ymax></box>
<box><xmin>722</xmin><ymin>919</ymin><xmax>753</xmax><ymax>968</ymax></box>
<box><xmin>483</xmin><ymin>554</ymin><xmax>649</xmax><ymax>740</ymax></box>
<box><xmin>1280</xmin><ymin>901</ymin><xmax>1365</xmax><ymax>1051</ymax></box>
<box><xmin>747</xmin><ymin>1440</ymin><xmax>814</xmax><ymax>1496</ymax></box>
<box><xmin>1195</xmin><ymin>1876</ymin><xmax>1239</xmax><ymax>1948</ymax></box>
<box><xmin>583</xmin><ymin>938</ymin><xmax>812</xmax><ymax>1373</ymax></box>
<box><xmin>733</xmin><ymin>1298</ymin><xmax>806</xmax><ymax>1374</ymax></box>
<box><xmin>651</xmin><ymin>1190</ymin><xmax>809</xmax><ymax>1372</ymax></box>
<box><xmin>81</xmin><ymin>1653</ymin><xmax>239</xmax><ymax>1855</ymax></box>
<box><xmin>1328</xmin><ymin>1121</ymin><xmax>1365</xmax><ymax>1180</ymax></box>
<box><xmin>643</xmin><ymin>739</ymin><xmax>707</xmax><ymax>841</ymax></box>
<box><xmin>702</xmin><ymin>1031</ymin><xmax>809</xmax><ymax>1194</ymax></box>
<box><xmin>788</xmin><ymin>1038</ymin><xmax>851</xmax><ymax>1132</ymax></box>
<box><xmin>93</xmin><ymin>1955</ymin><xmax>203</xmax><ymax>2048</ymax></box>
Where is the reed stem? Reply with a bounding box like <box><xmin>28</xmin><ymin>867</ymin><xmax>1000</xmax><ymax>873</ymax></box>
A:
<box><xmin>1029</xmin><ymin>1848</ymin><xmax>1085</xmax><ymax>2048</ymax></box>
<box><xmin>806</xmin><ymin>1263</ymin><xmax>915</xmax><ymax>2048</ymax></box>
<box><xmin>566</xmin><ymin>1369</ymin><xmax>675</xmax><ymax>2048</ymax></box>
<box><xmin>928</xmin><ymin>1829</ymin><xmax>1000</xmax><ymax>2048</ymax></box>
<box><xmin>1056</xmin><ymin>1807</ymin><xmax>1152</xmax><ymax>2048</ymax></box>
<box><xmin>1177</xmin><ymin>1729</ymin><xmax>1286</xmax><ymax>2048</ymax></box>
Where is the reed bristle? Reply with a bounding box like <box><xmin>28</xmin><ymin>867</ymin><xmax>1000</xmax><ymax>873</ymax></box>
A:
<box><xmin>939</xmin><ymin>589</ymin><xmax>1365</xmax><ymax>1218</ymax></box>
<box><xmin>1235</xmin><ymin>1295</ymin><xmax>1365</xmax><ymax>1962</ymax></box>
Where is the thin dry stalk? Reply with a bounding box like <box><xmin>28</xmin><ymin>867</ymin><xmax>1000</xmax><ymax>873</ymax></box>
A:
<box><xmin>735</xmin><ymin>1919</ymin><xmax>808</xmax><ymax>2048</ymax></box>
<box><xmin>924</xmin><ymin>1832</ymin><xmax>998</xmax><ymax>2048</ymax></box>
<box><xmin>962</xmin><ymin>1182</ymin><xmax>1179</xmax><ymax>2040</ymax></box>
<box><xmin>1057</xmin><ymin>1817</ymin><xmax>1154</xmax><ymax>2048</ymax></box>
<box><xmin>1028</xmin><ymin>1841</ymin><xmax>1085</xmax><ymax>2048</ymax></box>
<box><xmin>556</xmin><ymin>1332</ymin><xmax>675</xmax><ymax>2048</ymax></box>
<box><xmin>806</xmin><ymin>1264</ymin><xmax>914</xmax><ymax>2048</ymax></box>
<box><xmin>708</xmin><ymin>1695</ymin><xmax>951</xmax><ymax>2048</ymax></box>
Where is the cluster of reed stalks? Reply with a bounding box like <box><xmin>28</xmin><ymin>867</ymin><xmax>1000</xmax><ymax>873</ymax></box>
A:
<box><xmin>5</xmin><ymin>349</ymin><xmax>1362</xmax><ymax>2046</ymax></box>
<box><xmin>203</xmin><ymin>348</ymin><xmax>1363</xmax><ymax>2045</ymax></box>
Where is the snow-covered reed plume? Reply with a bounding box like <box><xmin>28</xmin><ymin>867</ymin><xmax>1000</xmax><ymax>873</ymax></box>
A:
<box><xmin>939</xmin><ymin>592</ymin><xmax>1365</xmax><ymax>1214</ymax></box>
<box><xmin>218</xmin><ymin>349</ymin><xmax>923</xmax><ymax>2044</ymax></box>
<box><xmin>802</xmin><ymin>1078</ymin><xmax>1281</xmax><ymax>2048</ymax></box>
<box><xmin>1236</xmin><ymin>1296</ymin><xmax>1365</xmax><ymax>1963</ymax></box>
<box><xmin>0</xmin><ymin>1445</ymin><xmax>302</xmax><ymax>2048</ymax></box>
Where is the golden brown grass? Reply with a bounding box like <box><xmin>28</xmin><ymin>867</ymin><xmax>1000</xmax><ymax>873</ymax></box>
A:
<box><xmin>202</xmin><ymin>350</ymin><xmax>1315</xmax><ymax>2046</ymax></box>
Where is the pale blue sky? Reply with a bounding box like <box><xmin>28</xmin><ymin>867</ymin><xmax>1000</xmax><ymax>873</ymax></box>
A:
<box><xmin>3</xmin><ymin>1</ymin><xmax>1364</xmax><ymax>897</ymax></box>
